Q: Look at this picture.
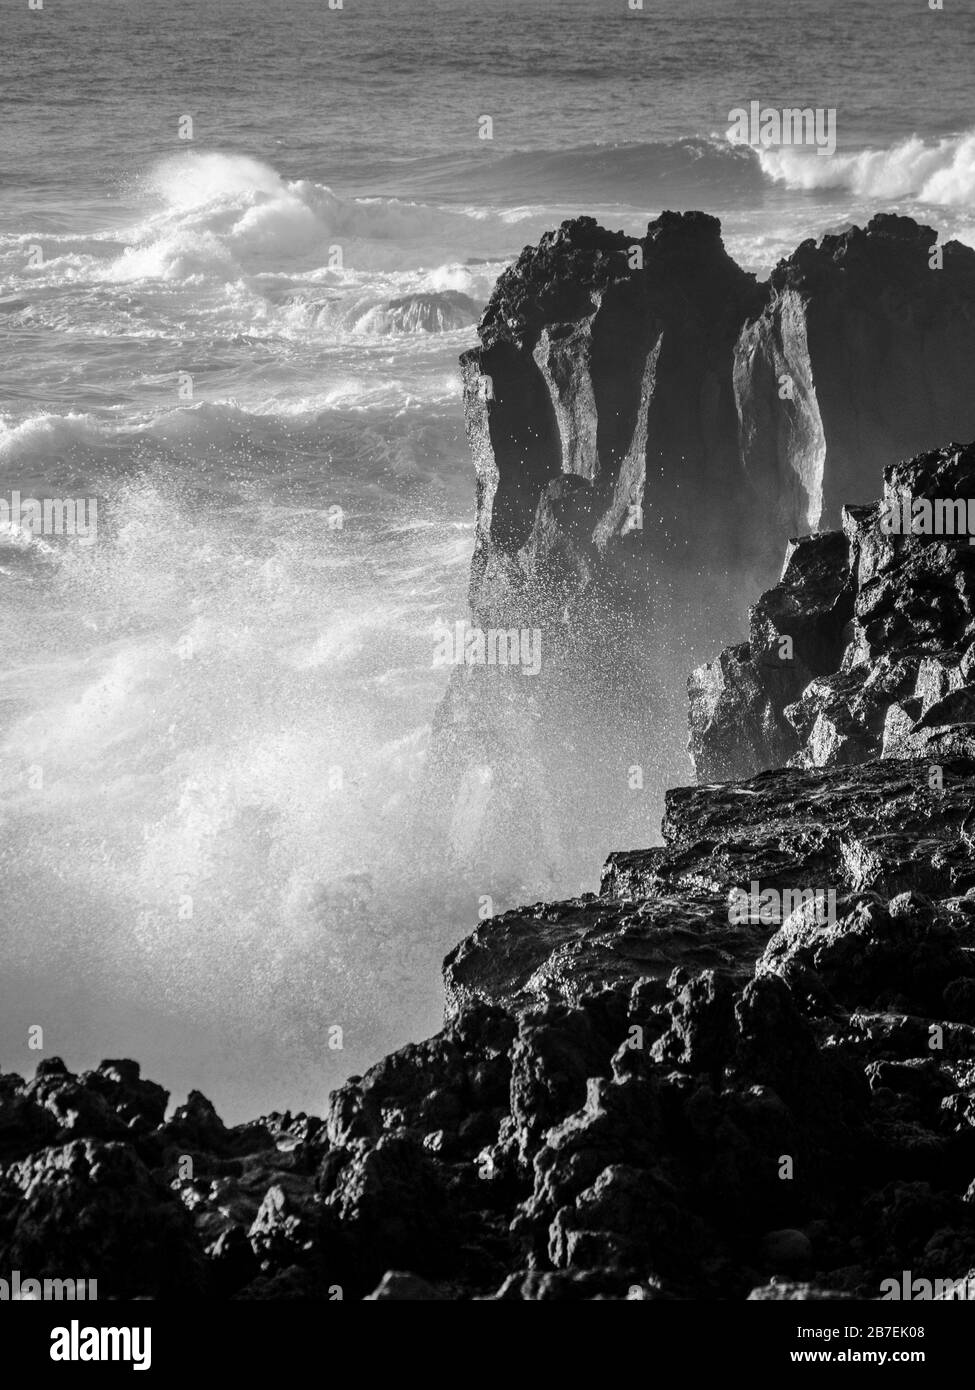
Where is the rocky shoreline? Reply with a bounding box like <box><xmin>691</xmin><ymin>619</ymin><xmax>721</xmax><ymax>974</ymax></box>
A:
<box><xmin>3</xmin><ymin>440</ymin><xmax>975</xmax><ymax>1300</ymax></box>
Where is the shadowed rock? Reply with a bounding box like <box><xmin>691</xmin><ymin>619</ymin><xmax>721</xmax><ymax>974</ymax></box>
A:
<box><xmin>690</xmin><ymin>440</ymin><xmax>975</xmax><ymax>781</ymax></box>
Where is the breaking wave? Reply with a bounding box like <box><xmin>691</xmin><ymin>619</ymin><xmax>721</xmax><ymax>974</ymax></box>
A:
<box><xmin>756</xmin><ymin>128</ymin><xmax>975</xmax><ymax>207</ymax></box>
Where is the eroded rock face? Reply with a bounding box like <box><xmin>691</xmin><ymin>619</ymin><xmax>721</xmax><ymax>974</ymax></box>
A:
<box><xmin>466</xmin><ymin>212</ymin><xmax>975</xmax><ymax>618</ymax></box>
<box><xmin>429</xmin><ymin>214</ymin><xmax>975</xmax><ymax>892</ymax></box>
<box><xmin>690</xmin><ymin>441</ymin><xmax>975</xmax><ymax>782</ymax></box>
<box><xmin>464</xmin><ymin>211</ymin><xmax>763</xmax><ymax>614</ymax></box>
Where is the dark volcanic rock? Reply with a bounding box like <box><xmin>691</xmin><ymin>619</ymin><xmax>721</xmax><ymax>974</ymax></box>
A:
<box><xmin>353</xmin><ymin>445</ymin><xmax>975</xmax><ymax>1298</ymax></box>
<box><xmin>0</xmin><ymin>1060</ymin><xmax>338</xmax><ymax>1298</ymax></box>
<box><xmin>690</xmin><ymin>440</ymin><xmax>975</xmax><ymax>781</ymax></box>
<box><xmin>466</xmin><ymin>212</ymin><xmax>975</xmax><ymax>612</ymax></box>
<box><xmin>0</xmin><ymin>1139</ymin><xmax>205</xmax><ymax>1298</ymax></box>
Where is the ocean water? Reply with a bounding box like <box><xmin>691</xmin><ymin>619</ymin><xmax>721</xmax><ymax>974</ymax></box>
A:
<box><xmin>2</xmin><ymin>0</ymin><xmax>974</xmax><ymax>1119</ymax></box>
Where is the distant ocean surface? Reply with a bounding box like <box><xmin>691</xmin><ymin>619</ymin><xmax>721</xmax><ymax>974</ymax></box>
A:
<box><xmin>1</xmin><ymin>0</ymin><xmax>973</xmax><ymax>1119</ymax></box>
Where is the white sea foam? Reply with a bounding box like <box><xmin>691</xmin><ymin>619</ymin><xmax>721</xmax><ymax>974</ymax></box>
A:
<box><xmin>757</xmin><ymin>128</ymin><xmax>975</xmax><ymax>207</ymax></box>
<box><xmin>0</xmin><ymin>468</ymin><xmax>477</xmax><ymax>1114</ymax></box>
<box><xmin>0</xmin><ymin>411</ymin><xmax>105</xmax><ymax>463</ymax></box>
<box><xmin>102</xmin><ymin>152</ymin><xmax>519</xmax><ymax>284</ymax></box>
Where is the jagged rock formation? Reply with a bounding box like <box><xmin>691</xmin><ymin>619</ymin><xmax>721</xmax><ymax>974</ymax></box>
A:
<box><xmin>690</xmin><ymin>441</ymin><xmax>975</xmax><ymax>782</ymax></box>
<box><xmin>464</xmin><ymin>211</ymin><xmax>975</xmax><ymax>613</ymax></box>
<box><xmin>4</xmin><ymin>454</ymin><xmax>975</xmax><ymax>1300</ymax></box>
<box><xmin>429</xmin><ymin>214</ymin><xmax>975</xmax><ymax>892</ymax></box>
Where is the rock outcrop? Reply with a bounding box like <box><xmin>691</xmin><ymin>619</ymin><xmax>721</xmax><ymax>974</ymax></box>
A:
<box><xmin>429</xmin><ymin>213</ymin><xmax>975</xmax><ymax>893</ymax></box>
<box><xmin>4</xmin><ymin>450</ymin><xmax>975</xmax><ymax>1301</ymax></box>
<box><xmin>690</xmin><ymin>441</ymin><xmax>975</xmax><ymax>781</ymax></box>
<box><xmin>464</xmin><ymin>211</ymin><xmax>975</xmax><ymax>613</ymax></box>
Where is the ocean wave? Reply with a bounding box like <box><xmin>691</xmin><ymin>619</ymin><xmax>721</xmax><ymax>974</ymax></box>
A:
<box><xmin>100</xmin><ymin>152</ymin><xmax>521</xmax><ymax>284</ymax></box>
<box><xmin>404</xmin><ymin>128</ymin><xmax>975</xmax><ymax>214</ymax></box>
<box><xmin>0</xmin><ymin>405</ymin><xmax>263</xmax><ymax>464</ymax></box>
<box><xmin>7</xmin><ymin>136</ymin><xmax>975</xmax><ymax>312</ymax></box>
<box><xmin>0</xmin><ymin>399</ymin><xmax>411</xmax><ymax>457</ymax></box>
<box><xmin>0</xmin><ymin>397</ymin><xmax>470</xmax><ymax>513</ymax></box>
<box><xmin>756</xmin><ymin>128</ymin><xmax>975</xmax><ymax>206</ymax></box>
<box><xmin>403</xmin><ymin>137</ymin><xmax>765</xmax><ymax>207</ymax></box>
<box><xmin>0</xmin><ymin>142</ymin><xmax>797</xmax><ymax>296</ymax></box>
<box><xmin>0</xmin><ymin>153</ymin><xmax>516</xmax><ymax>292</ymax></box>
<box><xmin>0</xmin><ymin>410</ymin><xmax>105</xmax><ymax>462</ymax></box>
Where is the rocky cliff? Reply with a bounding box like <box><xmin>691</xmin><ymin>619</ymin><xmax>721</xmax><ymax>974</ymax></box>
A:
<box><xmin>465</xmin><ymin>211</ymin><xmax>975</xmax><ymax>609</ymax></box>
<box><xmin>4</xmin><ymin>446</ymin><xmax>975</xmax><ymax>1301</ymax></box>
<box><xmin>430</xmin><ymin>213</ymin><xmax>975</xmax><ymax>893</ymax></box>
